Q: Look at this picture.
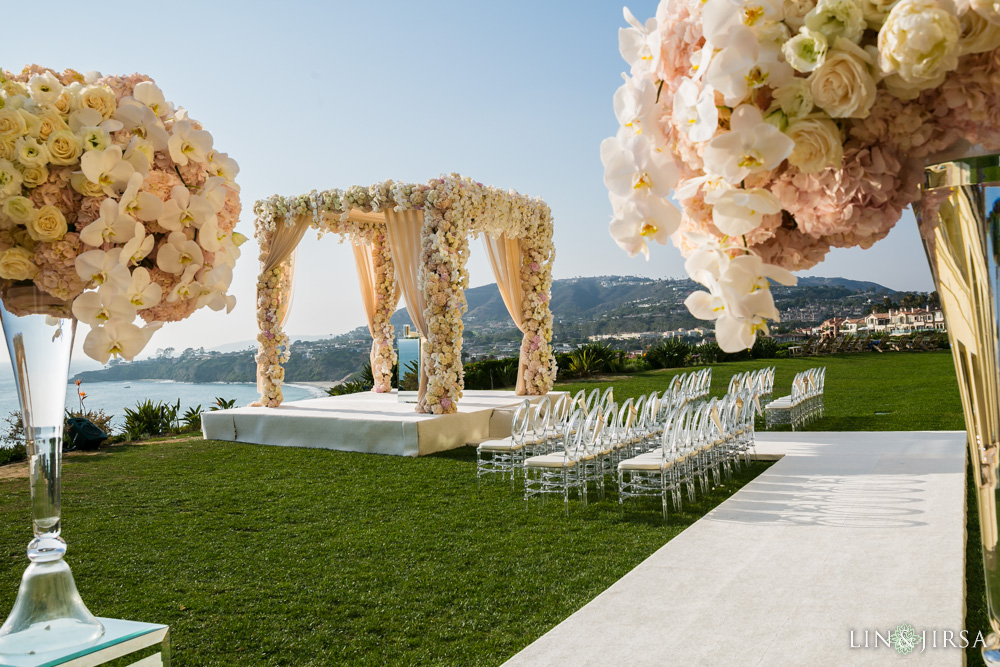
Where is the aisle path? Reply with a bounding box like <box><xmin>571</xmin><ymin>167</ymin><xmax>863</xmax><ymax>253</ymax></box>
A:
<box><xmin>504</xmin><ymin>431</ymin><xmax>967</xmax><ymax>666</ymax></box>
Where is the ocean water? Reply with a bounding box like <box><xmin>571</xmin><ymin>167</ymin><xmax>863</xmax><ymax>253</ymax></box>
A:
<box><xmin>0</xmin><ymin>376</ymin><xmax>324</xmax><ymax>433</ymax></box>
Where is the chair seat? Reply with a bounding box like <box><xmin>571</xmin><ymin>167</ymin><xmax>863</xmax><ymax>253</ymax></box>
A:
<box><xmin>618</xmin><ymin>457</ymin><xmax>665</xmax><ymax>471</ymax></box>
<box><xmin>525</xmin><ymin>453</ymin><xmax>577</xmax><ymax>468</ymax></box>
<box><xmin>478</xmin><ymin>438</ymin><xmax>523</xmax><ymax>453</ymax></box>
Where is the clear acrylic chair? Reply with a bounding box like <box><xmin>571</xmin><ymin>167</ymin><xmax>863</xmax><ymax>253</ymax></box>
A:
<box><xmin>477</xmin><ymin>399</ymin><xmax>532</xmax><ymax>482</ymax></box>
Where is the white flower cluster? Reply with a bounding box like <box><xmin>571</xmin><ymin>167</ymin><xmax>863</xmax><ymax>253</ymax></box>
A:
<box><xmin>603</xmin><ymin>0</ymin><xmax>999</xmax><ymax>351</ymax></box>
<box><xmin>252</xmin><ymin>175</ymin><xmax>555</xmax><ymax>413</ymax></box>
<box><xmin>0</xmin><ymin>66</ymin><xmax>242</xmax><ymax>363</ymax></box>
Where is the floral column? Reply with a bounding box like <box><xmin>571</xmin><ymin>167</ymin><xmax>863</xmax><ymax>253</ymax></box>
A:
<box><xmin>254</xmin><ymin>228</ymin><xmax>293</xmax><ymax>407</ymax></box>
<box><xmin>520</xmin><ymin>201</ymin><xmax>557</xmax><ymax>394</ymax></box>
<box><xmin>369</xmin><ymin>229</ymin><xmax>397</xmax><ymax>393</ymax></box>
<box><xmin>419</xmin><ymin>185</ymin><xmax>471</xmax><ymax>414</ymax></box>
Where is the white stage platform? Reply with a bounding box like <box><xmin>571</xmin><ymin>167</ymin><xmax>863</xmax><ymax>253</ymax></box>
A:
<box><xmin>201</xmin><ymin>389</ymin><xmax>553</xmax><ymax>457</ymax></box>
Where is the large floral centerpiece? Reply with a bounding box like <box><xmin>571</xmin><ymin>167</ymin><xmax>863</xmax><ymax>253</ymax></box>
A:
<box><xmin>0</xmin><ymin>65</ymin><xmax>242</xmax><ymax>360</ymax></box>
<box><xmin>603</xmin><ymin>0</ymin><xmax>1000</xmax><ymax>350</ymax></box>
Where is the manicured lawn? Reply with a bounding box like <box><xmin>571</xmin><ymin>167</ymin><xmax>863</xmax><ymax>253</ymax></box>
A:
<box><xmin>0</xmin><ymin>350</ymin><xmax>968</xmax><ymax>665</ymax></box>
<box><xmin>557</xmin><ymin>350</ymin><xmax>964</xmax><ymax>431</ymax></box>
<box><xmin>0</xmin><ymin>441</ymin><xmax>769</xmax><ymax>665</ymax></box>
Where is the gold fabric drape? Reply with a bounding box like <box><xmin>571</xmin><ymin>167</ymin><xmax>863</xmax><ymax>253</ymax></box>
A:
<box><xmin>352</xmin><ymin>240</ymin><xmax>399</xmax><ymax>384</ymax></box>
<box><xmin>256</xmin><ymin>214</ymin><xmax>312</xmax><ymax>394</ymax></box>
<box><xmin>384</xmin><ymin>209</ymin><xmax>429</xmax><ymax>406</ymax></box>
<box><xmin>483</xmin><ymin>233</ymin><xmax>529</xmax><ymax>394</ymax></box>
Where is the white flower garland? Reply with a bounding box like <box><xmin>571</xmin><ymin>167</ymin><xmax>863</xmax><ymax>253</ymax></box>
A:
<box><xmin>252</xmin><ymin>174</ymin><xmax>555</xmax><ymax>414</ymax></box>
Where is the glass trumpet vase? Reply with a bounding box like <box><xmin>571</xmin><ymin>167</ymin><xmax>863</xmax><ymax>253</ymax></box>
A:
<box><xmin>0</xmin><ymin>285</ymin><xmax>103</xmax><ymax>655</ymax></box>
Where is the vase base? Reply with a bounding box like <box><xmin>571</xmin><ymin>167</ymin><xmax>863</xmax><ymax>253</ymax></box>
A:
<box><xmin>0</xmin><ymin>560</ymin><xmax>103</xmax><ymax>656</ymax></box>
<box><xmin>985</xmin><ymin>633</ymin><xmax>1000</xmax><ymax>666</ymax></box>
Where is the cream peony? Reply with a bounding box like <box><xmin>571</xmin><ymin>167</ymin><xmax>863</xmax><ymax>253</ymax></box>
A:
<box><xmin>786</xmin><ymin>115</ymin><xmax>844</xmax><ymax>173</ymax></box>
<box><xmin>808</xmin><ymin>38</ymin><xmax>877</xmax><ymax>118</ymax></box>
<box><xmin>878</xmin><ymin>0</ymin><xmax>961</xmax><ymax>95</ymax></box>
<box><xmin>0</xmin><ymin>246</ymin><xmax>39</xmax><ymax>280</ymax></box>
<box><xmin>783</xmin><ymin>28</ymin><xmax>828</xmax><ymax>72</ymax></box>
<box><xmin>804</xmin><ymin>0</ymin><xmax>866</xmax><ymax>44</ymax></box>
<box><xmin>27</xmin><ymin>205</ymin><xmax>68</xmax><ymax>242</ymax></box>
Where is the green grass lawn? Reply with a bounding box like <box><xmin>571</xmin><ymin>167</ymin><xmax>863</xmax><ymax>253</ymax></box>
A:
<box><xmin>557</xmin><ymin>350</ymin><xmax>964</xmax><ymax>431</ymax></box>
<box><xmin>0</xmin><ymin>351</ymin><xmax>968</xmax><ymax>665</ymax></box>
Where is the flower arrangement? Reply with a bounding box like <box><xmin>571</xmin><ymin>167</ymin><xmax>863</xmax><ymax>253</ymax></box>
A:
<box><xmin>0</xmin><ymin>65</ymin><xmax>242</xmax><ymax>361</ymax></box>
<box><xmin>603</xmin><ymin>0</ymin><xmax>1000</xmax><ymax>351</ymax></box>
<box><xmin>253</xmin><ymin>175</ymin><xmax>555</xmax><ymax>413</ymax></box>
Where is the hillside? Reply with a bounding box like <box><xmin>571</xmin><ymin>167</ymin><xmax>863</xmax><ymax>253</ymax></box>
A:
<box><xmin>73</xmin><ymin>275</ymin><xmax>902</xmax><ymax>384</ymax></box>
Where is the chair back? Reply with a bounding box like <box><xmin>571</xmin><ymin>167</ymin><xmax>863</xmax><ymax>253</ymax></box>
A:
<box><xmin>510</xmin><ymin>399</ymin><xmax>532</xmax><ymax>446</ymax></box>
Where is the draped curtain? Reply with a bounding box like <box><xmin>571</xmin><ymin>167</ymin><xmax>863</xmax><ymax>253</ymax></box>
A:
<box><xmin>384</xmin><ymin>209</ymin><xmax>429</xmax><ymax>407</ymax></box>
<box><xmin>482</xmin><ymin>233</ymin><xmax>529</xmax><ymax>394</ymax></box>
<box><xmin>256</xmin><ymin>214</ymin><xmax>312</xmax><ymax>395</ymax></box>
<box><xmin>352</xmin><ymin>240</ymin><xmax>400</xmax><ymax>390</ymax></box>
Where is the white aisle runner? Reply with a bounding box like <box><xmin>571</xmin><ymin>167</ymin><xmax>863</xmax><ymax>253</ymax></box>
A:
<box><xmin>505</xmin><ymin>431</ymin><xmax>966</xmax><ymax>666</ymax></box>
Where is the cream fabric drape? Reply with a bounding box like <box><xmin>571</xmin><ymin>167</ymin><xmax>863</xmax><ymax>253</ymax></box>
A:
<box><xmin>483</xmin><ymin>233</ymin><xmax>529</xmax><ymax>394</ymax></box>
<box><xmin>384</xmin><ymin>209</ymin><xmax>429</xmax><ymax>405</ymax></box>
<box><xmin>256</xmin><ymin>214</ymin><xmax>312</xmax><ymax>394</ymax></box>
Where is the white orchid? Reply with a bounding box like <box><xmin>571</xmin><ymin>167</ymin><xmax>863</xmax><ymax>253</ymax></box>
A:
<box><xmin>125</xmin><ymin>267</ymin><xmax>162</xmax><ymax>309</ymax></box>
<box><xmin>212</xmin><ymin>232</ymin><xmax>243</xmax><ymax>269</ymax></box>
<box><xmin>719</xmin><ymin>252</ymin><xmax>797</xmax><ymax>295</ymax></box>
<box><xmin>167</xmin><ymin>120</ymin><xmax>213</xmax><ymax>166</ymax></box>
<box><xmin>166</xmin><ymin>266</ymin><xmax>202</xmax><ymax>303</ymax></box>
<box><xmin>613</xmin><ymin>76</ymin><xmax>661</xmax><ymax>141</ymax></box>
<box><xmin>620</xmin><ymin>7</ymin><xmax>660</xmax><ymax>74</ymax></box>
<box><xmin>83</xmin><ymin>320</ymin><xmax>161</xmax><ymax>364</ymax></box>
<box><xmin>609</xmin><ymin>197</ymin><xmax>682</xmax><ymax>259</ymax></box>
<box><xmin>703</xmin><ymin>105</ymin><xmax>794</xmax><ymax>184</ymax></box>
<box><xmin>200</xmin><ymin>177</ymin><xmax>229</xmax><ymax>213</ymax></box>
<box><xmin>75</xmin><ymin>248</ymin><xmax>131</xmax><ymax>291</ymax></box>
<box><xmin>706</xmin><ymin>187</ymin><xmax>783</xmax><ymax>236</ymax></box>
<box><xmin>123</xmin><ymin>136</ymin><xmax>154</xmax><ymax>174</ymax></box>
<box><xmin>673</xmin><ymin>78</ymin><xmax>719</xmax><ymax>142</ymax></box>
<box><xmin>118</xmin><ymin>173</ymin><xmax>162</xmax><ymax>222</ymax></box>
<box><xmin>705</xmin><ymin>26</ymin><xmax>760</xmax><ymax>105</ymax></box>
<box><xmin>197</xmin><ymin>216</ymin><xmax>222</xmax><ymax>252</ymax></box>
<box><xmin>206</xmin><ymin>151</ymin><xmax>240</xmax><ymax>183</ymax></box>
<box><xmin>601</xmin><ymin>133</ymin><xmax>679</xmax><ymax>200</ymax></box>
<box><xmin>113</xmin><ymin>99</ymin><xmax>168</xmax><ymax>150</ymax></box>
<box><xmin>197</xmin><ymin>264</ymin><xmax>236</xmax><ymax>312</ymax></box>
<box><xmin>27</xmin><ymin>72</ymin><xmax>63</xmax><ymax>106</ymax></box>
<box><xmin>157</xmin><ymin>231</ymin><xmax>205</xmax><ymax>275</ymax></box>
<box><xmin>133</xmin><ymin>81</ymin><xmax>172</xmax><ymax>118</ymax></box>
<box><xmin>120</xmin><ymin>221</ymin><xmax>154</xmax><ymax>266</ymax></box>
<box><xmin>158</xmin><ymin>185</ymin><xmax>217</xmax><ymax>232</ymax></box>
<box><xmin>71</xmin><ymin>287</ymin><xmax>137</xmax><ymax>327</ymax></box>
<box><xmin>80</xmin><ymin>198</ymin><xmax>137</xmax><ymax>247</ymax></box>
<box><xmin>80</xmin><ymin>145</ymin><xmax>135</xmax><ymax>196</ymax></box>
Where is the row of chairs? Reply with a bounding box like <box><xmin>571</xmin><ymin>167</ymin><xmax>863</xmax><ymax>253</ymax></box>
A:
<box><xmin>475</xmin><ymin>368</ymin><xmax>715</xmax><ymax>482</ymax></box>
<box><xmin>617</xmin><ymin>391</ymin><xmax>758</xmax><ymax>522</ymax></box>
<box><xmin>728</xmin><ymin>367</ymin><xmax>774</xmax><ymax>407</ymax></box>
<box><xmin>764</xmin><ymin>367</ymin><xmax>826</xmax><ymax>430</ymax></box>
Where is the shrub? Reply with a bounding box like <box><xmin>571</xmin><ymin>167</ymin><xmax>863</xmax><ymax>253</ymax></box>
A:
<box><xmin>693</xmin><ymin>342</ymin><xmax>723</xmax><ymax>365</ymax></box>
<box><xmin>210</xmin><ymin>397</ymin><xmax>237</xmax><ymax>411</ymax></box>
<box><xmin>645</xmin><ymin>339</ymin><xmax>691</xmax><ymax>369</ymax></box>
<box><xmin>326</xmin><ymin>379</ymin><xmax>370</xmax><ymax>396</ymax></box>
<box><xmin>751</xmin><ymin>336</ymin><xmax>779</xmax><ymax>359</ymax></box>
<box><xmin>123</xmin><ymin>399</ymin><xmax>179</xmax><ymax>441</ymax></box>
<box><xmin>464</xmin><ymin>357</ymin><xmax>519</xmax><ymax>390</ymax></box>
<box><xmin>182</xmin><ymin>405</ymin><xmax>203</xmax><ymax>431</ymax></box>
<box><xmin>0</xmin><ymin>411</ymin><xmax>26</xmax><ymax>466</ymax></box>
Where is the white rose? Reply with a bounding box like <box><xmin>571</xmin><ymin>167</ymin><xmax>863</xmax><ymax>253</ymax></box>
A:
<box><xmin>773</xmin><ymin>78</ymin><xmax>815</xmax><ymax>119</ymax></box>
<box><xmin>46</xmin><ymin>129</ymin><xmax>82</xmax><ymax>166</ymax></box>
<box><xmin>860</xmin><ymin>0</ymin><xmax>898</xmax><ymax>28</ymax></box>
<box><xmin>960</xmin><ymin>9</ymin><xmax>1000</xmax><ymax>55</ymax></box>
<box><xmin>970</xmin><ymin>0</ymin><xmax>1000</xmax><ymax>26</ymax></box>
<box><xmin>783</xmin><ymin>28</ymin><xmax>829</xmax><ymax>72</ymax></box>
<box><xmin>805</xmin><ymin>0</ymin><xmax>867</xmax><ymax>43</ymax></box>
<box><xmin>26</xmin><ymin>205</ymin><xmax>67</xmax><ymax>242</ymax></box>
<box><xmin>808</xmin><ymin>38</ymin><xmax>877</xmax><ymax>118</ymax></box>
<box><xmin>784</xmin><ymin>0</ymin><xmax>818</xmax><ymax>30</ymax></box>
<box><xmin>878</xmin><ymin>0</ymin><xmax>960</xmax><ymax>94</ymax></box>
<box><xmin>0</xmin><ymin>246</ymin><xmax>39</xmax><ymax>281</ymax></box>
<box><xmin>786</xmin><ymin>115</ymin><xmax>844</xmax><ymax>173</ymax></box>
<box><xmin>77</xmin><ymin>85</ymin><xmax>116</xmax><ymax>120</ymax></box>
<box><xmin>0</xmin><ymin>109</ymin><xmax>27</xmax><ymax>141</ymax></box>
<box><xmin>1</xmin><ymin>196</ymin><xmax>36</xmax><ymax>225</ymax></box>
<box><xmin>18</xmin><ymin>164</ymin><xmax>48</xmax><ymax>188</ymax></box>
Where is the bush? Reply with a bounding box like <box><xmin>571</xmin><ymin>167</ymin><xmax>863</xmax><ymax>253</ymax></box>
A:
<box><xmin>693</xmin><ymin>342</ymin><xmax>723</xmax><ymax>364</ymax></box>
<box><xmin>464</xmin><ymin>357</ymin><xmax>519</xmax><ymax>390</ymax></box>
<box><xmin>182</xmin><ymin>405</ymin><xmax>203</xmax><ymax>431</ymax></box>
<box><xmin>326</xmin><ymin>379</ymin><xmax>370</xmax><ymax>396</ymax></box>
<box><xmin>645</xmin><ymin>339</ymin><xmax>691</xmax><ymax>369</ymax></box>
<box><xmin>0</xmin><ymin>411</ymin><xmax>26</xmax><ymax>466</ymax></box>
<box><xmin>210</xmin><ymin>397</ymin><xmax>237</xmax><ymax>411</ymax></box>
<box><xmin>123</xmin><ymin>399</ymin><xmax>179</xmax><ymax>440</ymax></box>
<box><xmin>751</xmin><ymin>336</ymin><xmax>779</xmax><ymax>359</ymax></box>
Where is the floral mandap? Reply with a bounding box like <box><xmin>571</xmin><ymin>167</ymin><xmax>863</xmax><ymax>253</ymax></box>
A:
<box><xmin>253</xmin><ymin>175</ymin><xmax>556</xmax><ymax>414</ymax></box>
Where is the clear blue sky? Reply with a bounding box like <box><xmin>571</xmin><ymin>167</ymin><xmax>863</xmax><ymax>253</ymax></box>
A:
<box><xmin>2</xmin><ymin>0</ymin><xmax>932</xmax><ymax>362</ymax></box>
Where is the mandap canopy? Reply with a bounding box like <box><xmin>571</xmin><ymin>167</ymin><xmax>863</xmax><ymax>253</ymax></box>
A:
<box><xmin>251</xmin><ymin>175</ymin><xmax>557</xmax><ymax>414</ymax></box>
